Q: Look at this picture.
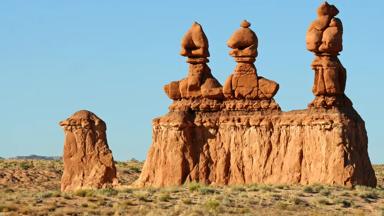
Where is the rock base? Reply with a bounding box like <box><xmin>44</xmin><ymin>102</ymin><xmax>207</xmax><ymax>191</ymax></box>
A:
<box><xmin>136</xmin><ymin>107</ymin><xmax>376</xmax><ymax>187</ymax></box>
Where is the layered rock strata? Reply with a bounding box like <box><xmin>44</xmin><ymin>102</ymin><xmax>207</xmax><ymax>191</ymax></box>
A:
<box><xmin>137</xmin><ymin>107</ymin><xmax>376</xmax><ymax>187</ymax></box>
<box><xmin>59</xmin><ymin>110</ymin><xmax>118</xmax><ymax>192</ymax></box>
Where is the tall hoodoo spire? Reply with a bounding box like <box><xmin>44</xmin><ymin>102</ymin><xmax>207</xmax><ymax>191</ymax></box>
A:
<box><xmin>306</xmin><ymin>2</ymin><xmax>349</xmax><ymax>108</ymax></box>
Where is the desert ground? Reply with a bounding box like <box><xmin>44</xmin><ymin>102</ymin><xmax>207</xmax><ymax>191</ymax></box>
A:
<box><xmin>0</xmin><ymin>159</ymin><xmax>383</xmax><ymax>216</ymax></box>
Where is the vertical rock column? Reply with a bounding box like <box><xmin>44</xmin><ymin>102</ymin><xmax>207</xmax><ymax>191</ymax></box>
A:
<box><xmin>59</xmin><ymin>110</ymin><xmax>118</xmax><ymax>192</ymax></box>
<box><xmin>306</xmin><ymin>2</ymin><xmax>350</xmax><ymax>108</ymax></box>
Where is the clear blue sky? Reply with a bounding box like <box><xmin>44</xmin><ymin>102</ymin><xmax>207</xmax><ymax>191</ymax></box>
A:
<box><xmin>0</xmin><ymin>1</ymin><xmax>383</xmax><ymax>163</ymax></box>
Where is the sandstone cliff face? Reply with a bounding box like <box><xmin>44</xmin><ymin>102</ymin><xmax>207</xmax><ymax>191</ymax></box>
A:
<box><xmin>137</xmin><ymin>108</ymin><xmax>376</xmax><ymax>187</ymax></box>
<box><xmin>59</xmin><ymin>110</ymin><xmax>118</xmax><ymax>192</ymax></box>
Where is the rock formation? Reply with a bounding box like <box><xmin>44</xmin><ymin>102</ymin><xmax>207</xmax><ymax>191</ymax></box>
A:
<box><xmin>59</xmin><ymin>110</ymin><xmax>118</xmax><ymax>192</ymax></box>
<box><xmin>306</xmin><ymin>2</ymin><xmax>350</xmax><ymax>108</ymax></box>
<box><xmin>164</xmin><ymin>22</ymin><xmax>223</xmax><ymax>111</ymax></box>
<box><xmin>223</xmin><ymin>20</ymin><xmax>280</xmax><ymax>111</ymax></box>
<box><xmin>137</xmin><ymin>9</ymin><xmax>376</xmax><ymax>188</ymax></box>
<box><xmin>137</xmin><ymin>108</ymin><xmax>376</xmax><ymax>187</ymax></box>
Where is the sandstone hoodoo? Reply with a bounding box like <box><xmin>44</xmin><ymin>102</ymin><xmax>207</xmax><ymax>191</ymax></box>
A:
<box><xmin>306</xmin><ymin>2</ymin><xmax>349</xmax><ymax>108</ymax></box>
<box><xmin>59</xmin><ymin>110</ymin><xmax>118</xmax><ymax>192</ymax></box>
<box><xmin>223</xmin><ymin>20</ymin><xmax>280</xmax><ymax>111</ymax></box>
<box><xmin>164</xmin><ymin>22</ymin><xmax>223</xmax><ymax>112</ymax></box>
<box><xmin>137</xmin><ymin>3</ymin><xmax>376</xmax><ymax>188</ymax></box>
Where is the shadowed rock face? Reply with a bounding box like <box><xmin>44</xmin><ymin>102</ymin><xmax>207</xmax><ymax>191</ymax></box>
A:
<box><xmin>59</xmin><ymin>110</ymin><xmax>117</xmax><ymax>192</ymax></box>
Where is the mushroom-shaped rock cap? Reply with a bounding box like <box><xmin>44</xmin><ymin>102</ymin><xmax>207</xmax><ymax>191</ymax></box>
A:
<box><xmin>227</xmin><ymin>20</ymin><xmax>258</xmax><ymax>50</ymax></box>
<box><xmin>59</xmin><ymin>110</ymin><xmax>105</xmax><ymax>130</ymax></box>
<box><xmin>317</xmin><ymin>1</ymin><xmax>339</xmax><ymax>17</ymax></box>
<box><xmin>180</xmin><ymin>22</ymin><xmax>210</xmax><ymax>58</ymax></box>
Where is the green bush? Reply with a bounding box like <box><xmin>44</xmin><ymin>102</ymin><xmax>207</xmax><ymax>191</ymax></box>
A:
<box><xmin>204</xmin><ymin>199</ymin><xmax>220</xmax><ymax>211</ymax></box>
<box><xmin>199</xmin><ymin>187</ymin><xmax>217</xmax><ymax>195</ymax></box>
<box><xmin>74</xmin><ymin>189</ymin><xmax>95</xmax><ymax>197</ymax></box>
<box><xmin>158</xmin><ymin>193</ymin><xmax>171</xmax><ymax>202</ymax></box>
<box><xmin>19</xmin><ymin>161</ymin><xmax>32</xmax><ymax>170</ymax></box>
<box><xmin>187</xmin><ymin>181</ymin><xmax>201</xmax><ymax>192</ymax></box>
<box><xmin>98</xmin><ymin>188</ymin><xmax>118</xmax><ymax>196</ymax></box>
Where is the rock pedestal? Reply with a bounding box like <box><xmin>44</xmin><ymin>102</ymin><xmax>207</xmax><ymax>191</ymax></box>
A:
<box><xmin>59</xmin><ymin>110</ymin><xmax>118</xmax><ymax>192</ymax></box>
<box><xmin>136</xmin><ymin>108</ymin><xmax>376</xmax><ymax>187</ymax></box>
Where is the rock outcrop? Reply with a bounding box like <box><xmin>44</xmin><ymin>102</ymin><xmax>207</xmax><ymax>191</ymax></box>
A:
<box><xmin>59</xmin><ymin>110</ymin><xmax>118</xmax><ymax>192</ymax></box>
<box><xmin>306</xmin><ymin>2</ymin><xmax>350</xmax><ymax>108</ymax></box>
<box><xmin>137</xmin><ymin>3</ymin><xmax>376</xmax><ymax>188</ymax></box>
<box><xmin>137</xmin><ymin>108</ymin><xmax>376</xmax><ymax>187</ymax></box>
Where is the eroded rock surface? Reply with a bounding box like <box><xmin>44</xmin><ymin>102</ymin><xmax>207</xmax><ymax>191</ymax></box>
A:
<box><xmin>306</xmin><ymin>2</ymin><xmax>349</xmax><ymax>108</ymax></box>
<box><xmin>136</xmin><ymin>108</ymin><xmax>376</xmax><ymax>187</ymax></box>
<box><xmin>138</xmin><ymin>10</ymin><xmax>376</xmax><ymax>188</ymax></box>
<box><xmin>59</xmin><ymin>110</ymin><xmax>117</xmax><ymax>192</ymax></box>
<box><xmin>164</xmin><ymin>22</ymin><xmax>223</xmax><ymax>101</ymax></box>
<box><xmin>223</xmin><ymin>20</ymin><xmax>279</xmax><ymax>105</ymax></box>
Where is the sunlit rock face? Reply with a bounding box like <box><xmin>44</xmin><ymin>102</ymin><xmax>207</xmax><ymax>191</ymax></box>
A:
<box><xmin>136</xmin><ymin>9</ymin><xmax>376</xmax><ymax>188</ymax></box>
<box><xmin>59</xmin><ymin>110</ymin><xmax>118</xmax><ymax>192</ymax></box>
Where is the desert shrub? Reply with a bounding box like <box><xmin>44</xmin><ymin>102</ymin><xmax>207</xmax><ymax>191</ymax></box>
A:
<box><xmin>158</xmin><ymin>193</ymin><xmax>171</xmax><ymax>202</ymax></box>
<box><xmin>130</xmin><ymin>166</ymin><xmax>141</xmax><ymax>173</ymax></box>
<box><xmin>276</xmin><ymin>184</ymin><xmax>290</xmax><ymax>190</ymax></box>
<box><xmin>258</xmin><ymin>184</ymin><xmax>275</xmax><ymax>192</ymax></box>
<box><xmin>303</xmin><ymin>184</ymin><xmax>324</xmax><ymax>194</ymax></box>
<box><xmin>63</xmin><ymin>193</ymin><xmax>73</xmax><ymax>200</ymax></box>
<box><xmin>187</xmin><ymin>181</ymin><xmax>201</xmax><ymax>192</ymax></box>
<box><xmin>98</xmin><ymin>188</ymin><xmax>118</xmax><ymax>196</ymax></box>
<box><xmin>133</xmin><ymin>192</ymin><xmax>151</xmax><ymax>202</ymax></box>
<box><xmin>231</xmin><ymin>185</ymin><xmax>246</xmax><ymax>192</ymax></box>
<box><xmin>320</xmin><ymin>188</ymin><xmax>331</xmax><ymax>196</ymax></box>
<box><xmin>303</xmin><ymin>186</ymin><xmax>314</xmax><ymax>193</ymax></box>
<box><xmin>19</xmin><ymin>161</ymin><xmax>32</xmax><ymax>170</ymax></box>
<box><xmin>355</xmin><ymin>185</ymin><xmax>379</xmax><ymax>200</ymax></box>
<box><xmin>74</xmin><ymin>189</ymin><xmax>95</xmax><ymax>197</ymax></box>
<box><xmin>276</xmin><ymin>201</ymin><xmax>289</xmax><ymax>209</ymax></box>
<box><xmin>122</xmin><ymin>188</ymin><xmax>133</xmax><ymax>193</ymax></box>
<box><xmin>359</xmin><ymin>191</ymin><xmax>379</xmax><ymax>200</ymax></box>
<box><xmin>199</xmin><ymin>186</ymin><xmax>217</xmax><ymax>195</ymax></box>
<box><xmin>204</xmin><ymin>199</ymin><xmax>220</xmax><ymax>211</ymax></box>
<box><xmin>247</xmin><ymin>184</ymin><xmax>260</xmax><ymax>192</ymax></box>
<box><xmin>221</xmin><ymin>197</ymin><xmax>232</xmax><ymax>207</ymax></box>
<box><xmin>182</xmin><ymin>198</ymin><xmax>193</xmax><ymax>205</ymax></box>
<box><xmin>289</xmin><ymin>196</ymin><xmax>307</xmax><ymax>206</ymax></box>
<box><xmin>334</xmin><ymin>198</ymin><xmax>352</xmax><ymax>208</ymax></box>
